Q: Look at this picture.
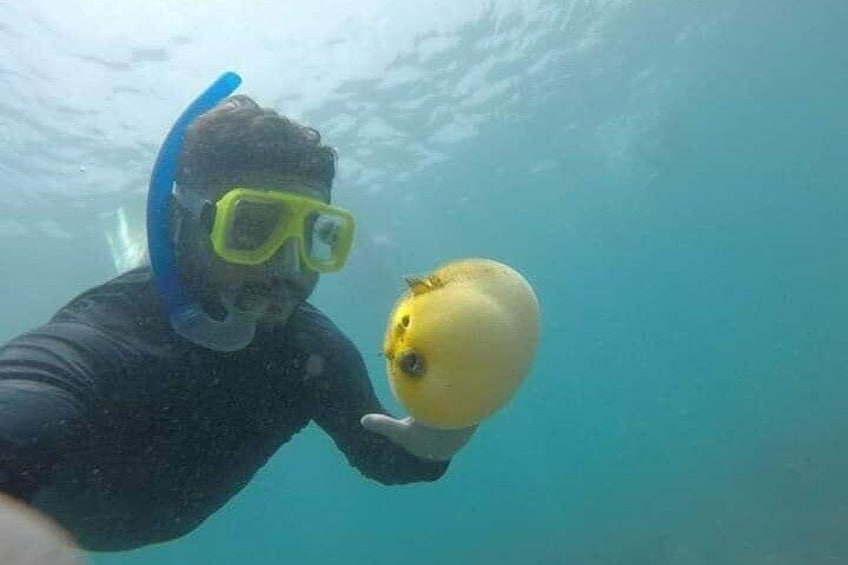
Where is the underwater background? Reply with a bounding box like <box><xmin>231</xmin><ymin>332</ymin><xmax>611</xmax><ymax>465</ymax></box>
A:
<box><xmin>1</xmin><ymin>0</ymin><xmax>846</xmax><ymax>563</ymax></box>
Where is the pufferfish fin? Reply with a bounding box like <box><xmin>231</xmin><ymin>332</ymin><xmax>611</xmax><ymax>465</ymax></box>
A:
<box><xmin>404</xmin><ymin>275</ymin><xmax>445</xmax><ymax>295</ymax></box>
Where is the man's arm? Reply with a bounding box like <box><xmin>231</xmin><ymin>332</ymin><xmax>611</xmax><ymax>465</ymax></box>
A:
<box><xmin>0</xmin><ymin>321</ymin><xmax>129</xmax><ymax>502</ymax></box>
<box><xmin>298</xmin><ymin>309</ymin><xmax>449</xmax><ymax>484</ymax></box>
<box><xmin>0</xmin><ymin>379</ymin><xmax>82</xmax><ymax>502</ymax></box>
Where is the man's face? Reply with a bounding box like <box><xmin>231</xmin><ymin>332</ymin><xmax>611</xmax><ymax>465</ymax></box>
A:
<box><xmin>183</xmin><ymin>175</ymin><xmax>330</xmax><ymax>325</ymax></box>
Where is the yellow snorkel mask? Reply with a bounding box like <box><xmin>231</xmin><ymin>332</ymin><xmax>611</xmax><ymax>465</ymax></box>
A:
<box><xmin>175</xmin><ymin>186</ymin><xmax>355</xmax><ymax>272</ymax></box>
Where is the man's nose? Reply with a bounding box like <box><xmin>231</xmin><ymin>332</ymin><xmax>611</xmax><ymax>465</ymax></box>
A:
<box><xmin>266</xmin><ymin>238</ymin><xmax>301</xmax><ymax>275</ymax></box>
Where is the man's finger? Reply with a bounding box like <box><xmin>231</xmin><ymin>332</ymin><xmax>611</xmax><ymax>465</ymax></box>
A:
<box><xmin>360</xmin><ymin>414</ymin><xmax>407</xmax><ymax>440</ymax></box>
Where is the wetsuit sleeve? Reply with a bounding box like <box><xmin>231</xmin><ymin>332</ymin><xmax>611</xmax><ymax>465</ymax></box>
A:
<box><xmin>0</xmin><ymin>321</ymin><xmax>129</xmax><ymax>502</ymax></box>
<box><xmin>306</xmin><ymin>325</ymin><xmax>449</xmax><ymax>484</ymax></box>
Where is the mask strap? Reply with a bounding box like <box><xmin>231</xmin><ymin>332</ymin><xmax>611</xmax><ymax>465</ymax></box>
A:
<box><xmin>173</xmin><ymin>185</ymin><xmax>209</xmax><ymax>219</ymax></box>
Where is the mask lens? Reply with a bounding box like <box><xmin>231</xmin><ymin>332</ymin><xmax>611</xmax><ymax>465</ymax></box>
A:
<box><xmin>305</xmin><ymin>212</ymin><xmax>349</xmax><ymax>266</ymax></box>
<box><xmin>227</xmin><ymin>199</ymin><xmax>287</xmax><ymax>251</ymax></box>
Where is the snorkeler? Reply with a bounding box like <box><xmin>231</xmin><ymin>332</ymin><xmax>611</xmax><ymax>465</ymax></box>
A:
<box><xmin>0</xmin><ymin>74</ymin><xmax>476</xmax><ymax>551</ymax></box>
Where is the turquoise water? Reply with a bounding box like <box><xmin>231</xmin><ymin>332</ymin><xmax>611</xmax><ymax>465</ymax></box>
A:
<box><xmin>1</xmin><ymin>1</ymin><xmax>846</xmax><ymax>563</ymax></box>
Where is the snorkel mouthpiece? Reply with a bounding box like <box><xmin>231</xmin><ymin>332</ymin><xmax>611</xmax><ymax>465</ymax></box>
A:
<box><xmin>147</xmin><ymin>72</ymin><xmax>257</xmax><ymax>352</ymax></box>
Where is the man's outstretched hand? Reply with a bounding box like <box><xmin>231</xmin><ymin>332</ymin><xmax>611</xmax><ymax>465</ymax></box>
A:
<box><xmin>0</xmin><ymin>493</ymin><xmax>86</xmax><ymax>565</ymax></box>
<box><xmin>361</xmin><ymin>414</ymin><xmax>477</xmax><ymax>462</ymax></box>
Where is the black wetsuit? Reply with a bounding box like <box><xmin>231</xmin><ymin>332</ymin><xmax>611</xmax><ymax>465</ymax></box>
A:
<box><xmin>0</xmin><ymin>268</ymin><xmax>447</xmax><ymax>551</ymax></box>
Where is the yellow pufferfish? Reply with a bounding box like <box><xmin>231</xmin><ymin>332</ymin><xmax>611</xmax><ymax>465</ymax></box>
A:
<box><xmin>383</xmin><ymin>258</ymin><xmax>540</xmax><ymax>430</ymax></box>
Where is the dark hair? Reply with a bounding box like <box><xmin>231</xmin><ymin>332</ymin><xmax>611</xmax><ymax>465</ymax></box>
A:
<box><xmin>176</xmin><ymin>95</ymin><xmax>336</xmax><ymax>194</ymax></box>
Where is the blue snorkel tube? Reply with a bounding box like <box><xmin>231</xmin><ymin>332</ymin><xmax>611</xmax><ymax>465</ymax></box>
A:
<box><xmin>147</xmin><ymin>72</ymin><xmax>257</xmax><ymax>352</ymax></box>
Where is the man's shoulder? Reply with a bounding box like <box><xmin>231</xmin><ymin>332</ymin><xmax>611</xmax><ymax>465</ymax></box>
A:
<box><xmin>284</xmin><ymin>303</ymin><xmax>364</xmax><ymax>372</ymax></box>
<box><xmin>0</xmin><ymin>267</ymin><xmax>171</xmax><ymax>389</ymax></box>
<box><xmin>50</xmin><ymin>266</ymin><xmax>168</xmax><ymax>338</ymax></box>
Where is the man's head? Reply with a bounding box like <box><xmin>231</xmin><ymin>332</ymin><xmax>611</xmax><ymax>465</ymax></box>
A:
<box><xmin>172</xmin><ymin>95</ymin><xmax>344</xmax><ymax>326</ymax></box>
